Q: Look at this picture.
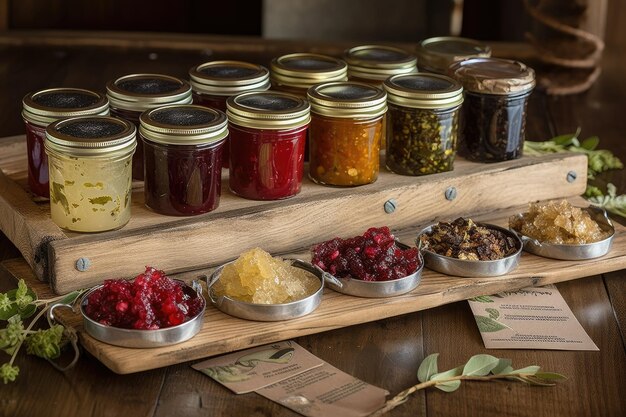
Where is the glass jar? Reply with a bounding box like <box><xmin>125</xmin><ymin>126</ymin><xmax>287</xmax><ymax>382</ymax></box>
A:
<box><xmin>226</xmin><ymin>91</ymin><xmax>310</xmax><ymax>200</ymax></box>
<box><xmin>343</xmin><ymin>45</ymin><xmax>417</xmax><ymax>86</ymax></box>
<box><xmin>416</xmin><ymin>36</ymin><xmax>491</xmax><ymax>74</ymax></box>
<box><xmin>45</xmin><ymin>116</ymin><xmax>136</xmax><ymax>232</ymax></box>
<box><xmin>449</xmin><ymin>58</ymin><xmax>536</xmax><ymax>162</ymax></box>
<box><xmin>106</xmin><ymin>74</ymin><xmax>192</xmax><ymax>180</ymax></box>
<box><xmin>307</xmin><ymin>82</ymin><xmax>387</xmax><ymax>186</ymax></box>
<box><xmin>140</xmin><ymin>105</ymin><xmax>228</xmax><ymax>216</ymax></box>
<box><xmin>189</xmin><ymin>61</ymin><xmax>270</xmax><ymax>169</ymax></box>
<box><xmin>383</xmin><ymin>73</ymin><xmax>464</xmax><ymax>175</ymax></box>
<box><xmin>22</xmin><ymin>88</ymin><xmax>109</xmax><ymax>198</ymax></box>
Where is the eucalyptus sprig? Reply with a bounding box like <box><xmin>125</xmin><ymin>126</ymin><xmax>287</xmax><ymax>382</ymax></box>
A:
<box><xmin>0</xmin><ymin>279</ymin><xmax>84</xmax><ymax>384</ymax></box>
<box><xmin>371</xmin><ymin>353</ymin><xmax>566</xmax><ymax>416</ymax></box>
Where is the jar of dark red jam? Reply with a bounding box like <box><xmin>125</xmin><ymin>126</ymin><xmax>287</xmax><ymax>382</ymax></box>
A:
<box><xmin>383</xmin><ymin>73</ymin><xmax>463</xmax><ymax>175</ymax></box>
<box><xmin>415</xmin><ymin>36</ymin><xmax>491</xmax><ymax>74</ymax></box>
<box><xmin>45</xmin><ymin>117</ymin><xmax>136</xmax><ymax>232</ymax></box>
<box><xmin>106</xmin><ymin>74</ymin><xmax>192</xmax><ymax>180</ymax></box>
<box><xmin>343</xmin><ymin>45</ymin><xmax>417</xmax><ymax>86</ymax></box>
<box><xmin>140</xmin><ymin>105</ymin><xmax>228</xmax><ymax>216</ymax></box>
<box><xmin>449</xmin><ymin>58</ymin><xmax>536</xmax><ymax>162</ymax></box>
<box><xmin>226</xmin><ymin>91</ymin><xmax>310</xmax><ymax>200</ymax></box>
<box><xmin>189</xmin><ymin>61</ymin><xmax>270</xmax><ymax>169</ymax></box>
<box><xmin>22</xmin><ymin>88</ymin><xmax>109</xmax><ymax>198</ymax></box>
<box><xmin>307</xmin><ymin>82</ymin><xmax>387</xmax><ymax>186</ymax></box>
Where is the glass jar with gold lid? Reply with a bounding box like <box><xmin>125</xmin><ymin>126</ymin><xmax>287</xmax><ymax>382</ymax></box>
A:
<box><xmin>22</xmin><ymin>88</ymin><xmax>109</xmax><ymax>198</ymax></box>
<box><xmin>384</xmin><ymin>73</ymin><xmax>463</xmax><ymax>176</ymax></box>
<box><xmin>270</xmin><ymin>53</ymin><xmax>348</xmax><ymax>97</ymax></box>
<box><xmin>307</xmin><ymin>82</ymin><xmax>387</xmax><ymax>186</ymax></box>
<box><xmin>45</xmin><ymin>116</ymin><xmax>136</xmax><ymax>232</ymax></box>
<box><xmin>416</xmin><ymin>36</ymin><xmax>491</xmax><ymax>74</ymax></box>
<box><xmin>343</xmin><ymin>45</ymin><xmax>418</xmax><ymax>86</ymax></box>
<box><xmin>106</xmin><ymin>74</ymin><xmax>192</xmax><ymax>180</ymax></box>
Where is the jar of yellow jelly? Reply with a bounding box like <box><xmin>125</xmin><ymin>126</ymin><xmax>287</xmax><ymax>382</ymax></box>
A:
<box><xmin>106</xmin><ymin>74</ymin><xmax>192</xmax><ymax>180</ymax></box>
<box><xmin>415</xmin><ymin>36</ymin><xmax>491</xmax><ymax>74</ymax></box>
<box><xmin>45</xmin><ymin>116</ymin><xmax>136</xmax><ymax>232</ymax></box>
<box><xmin>343</xmin><ymin>45</ymin><xmax>417</xmax><ymax>86</ymax></box>
<box><xmin>307</xmin><ymin>82</ymin><xmax>387</xmax><ymax>186</ymax></box>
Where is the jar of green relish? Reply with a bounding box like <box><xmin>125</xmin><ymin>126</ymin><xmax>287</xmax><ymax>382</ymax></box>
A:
<box><xmin>106</xmin><ymin>74</ymin><xmax>192</xmax><ymax>180</ymax></box>
<box><xmin>226</xmin><ymin>91</ymin><xmax>310</xmax><ymax>200</ymax></box>
<box><xmin>384</xmin><ymin>73</ymin><xmax>463</xmax><ymax>175</ymax></box>
<box><xmin>449</xmin><ymin>58</ymin><xmax>535</xmax><ymax>162</ymax></box>
<box><xmin>22</xmin><ymin>88</ymin><xmax>109</xmax><ymax>198</ymax></box>
<box><xmin>140</xmin><ymin>105</ymin><xmax>228</xmax><ymax>216</ymax></box>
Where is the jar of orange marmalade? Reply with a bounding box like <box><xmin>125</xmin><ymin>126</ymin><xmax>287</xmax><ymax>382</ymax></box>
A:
<box><xmin>307</xmin><ymin>82</ymin><xmax>387</xmax><ymax>186</ymax></box>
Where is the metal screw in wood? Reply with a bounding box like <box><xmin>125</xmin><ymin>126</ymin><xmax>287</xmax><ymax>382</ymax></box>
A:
<box><xmin>567</xmin><ymin>171</ymin><xmax>577</xmax><ymax>183</ymax></box>
<box><xmin>445</xmin><ymin>186</ymin><xmax>457</xmax><ymax>201</ymax></box>
<box><xmin>75</xmin><ymin>257</ymin><xmax>91</xmax><ymax>272</ymax></box>
<box><xmin>384</xmin><ymin>199</ymin><xmax>397</xmax><ymax>214</ymax></box>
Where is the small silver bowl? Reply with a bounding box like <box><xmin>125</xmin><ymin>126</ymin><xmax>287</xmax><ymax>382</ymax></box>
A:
<box><xmin>206</xmin><ymin>259</ymin><xmax>324</xmax><ymax>321</ymax></box>
<box><xmin>49</xmin><ymin>280</ymin><xmax>206</xmax><ymax>348</ymax></box>
<box><xmin>322</xmin><ymin>242</ymin><xmax>424</xmax><ymax>298</ymax></box>
<box><xmin>509</xmin><ymin>206</ymin><xmax>615</xmax><ymax>260</ymax></box>
<box><xmin>417</xmin><ymin>223</ymin><xmax>523</xmax><ymax>277</ymax></box>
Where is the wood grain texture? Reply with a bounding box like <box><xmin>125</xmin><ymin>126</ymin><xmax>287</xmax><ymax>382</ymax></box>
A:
<box><xmin>5</xmin><ymin>201</ymin><xmax>625</xmax><ymax>375</ymax></box>
<box><xmin>604</xmin><ymin>270</ymin><xmax>626</xmax><ymax>348</ymax></box>
<box><xmin>42</xmin><ymin>153</ymin><xmax>585</xmax><ymax>293</ymax></box>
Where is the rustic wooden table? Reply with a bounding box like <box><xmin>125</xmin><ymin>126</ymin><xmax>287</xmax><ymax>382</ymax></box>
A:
<box><xmin>1</xmin><ymin>21</ymin><xmax>626</xmax><ymax>417</ymax></box>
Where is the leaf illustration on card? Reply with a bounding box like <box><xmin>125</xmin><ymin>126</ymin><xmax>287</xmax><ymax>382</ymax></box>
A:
<box><xmin>486</xmin><ymin>308</ymin><xmax>500</xmax><ymax>320</ymax></box>
<box><xmin>469</xmin><ymin>295</ymin><xmax>493</xmax><ymax>303</ymax></box>
<box><xmin>474</xmin><ymin>315</ymin><xmax>508</xmax><ymax>332</ymax></box>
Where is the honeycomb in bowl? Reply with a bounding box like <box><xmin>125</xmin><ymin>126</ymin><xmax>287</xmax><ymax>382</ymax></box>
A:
<box><xmin>509</xmin><ymin>200</ymin><xmax>609</xmax><ymax>244</ymax></box>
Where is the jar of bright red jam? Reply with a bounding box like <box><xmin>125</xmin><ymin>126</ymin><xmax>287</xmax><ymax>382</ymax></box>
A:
<box><xmin>189</xmin><ymin>61</ymin><xmax>270</xmax><ymax>169</ymax></box>
<box><xmin>226</xmin><ymin>91</ymin><xmax>310</xmax><ymax>200</ymax></box>
<box><xmin>140</xmin><ymin>105</ymin><xmax>228</xmax><ymax>216</ymax></box>
<box><xmin>106</xmin><ymin>74</ymin><xmax>192</xmax><ymax>180</ymax></box>
<box><xmin>307</xmin><ymin>82</ymin><xmax>387</xmax><ymax>187</ymax></box>
<box><xmin>22</xmin><ymin>88</ymin><xmax>109</xmax><ymax>198</ymax></box>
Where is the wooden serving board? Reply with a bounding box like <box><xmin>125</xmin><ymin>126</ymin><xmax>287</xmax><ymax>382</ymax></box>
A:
<box><xmin>0</xmin><ymin>134</ymin><xmax>588</xmax><ymax>294</ymax></box>
<box><xmin>3</xmin><ymin>200</ymin><xmax>625</xmax><ymax>374</ymax></box>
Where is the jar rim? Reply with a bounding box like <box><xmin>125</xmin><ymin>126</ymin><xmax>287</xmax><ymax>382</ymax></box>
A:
<box><xmin>139</xmin><ymin>105</ymin><xmax>229</xmax><ymax>145</ymax></box>
<box><xmin>384</xmin><ymin>73</ymin><xmax>464</xmax><ymax>109</ymax></box>
<box><xmin>189</xmin><ymin>61</ymin><xmax>271</xmax><ymax>95</ymax></box>
<box><xmin>106</xmin><ymin>74</ymin><xmax>192</xmax><ymax>111</ymax></box>
<box><xmin>449</xmin><ymin>57</ymin><xmax>535</xmax><ymax>95</ymax></box>
<box><xmin>22</xmin><ymin>88</ymin><xmax>110</xmax><ymax>126</ymax></box>
<box><xmin>307</xmin><ymin>81</ymin><xmax>387</xmax><ymax>118</ymax></box>
<box><xmin>416</xmin><ymin>36</ymin><xmax>491</xmax><ymax>73</ymax></box>
<box><xmin>270</xmin><ymin>53</ymin><xmax>348</xmax><ymax>89</ymax></box>
<box><xmin>344</xmin><ymin>45</ymin><xmax>417</xmax><ymax>80</ymax></box>
<box><xmin>226</xmin><ymin>91</ymin><xmax>311</xmax><ymax>129</ymax></box>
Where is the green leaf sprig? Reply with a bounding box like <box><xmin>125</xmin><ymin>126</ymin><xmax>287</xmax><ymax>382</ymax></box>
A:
<box><xmin>371</xmin><ymin>353</ymin><xmax>566</xmax><ymax>416</ymax></box>
<box><xmin>0</xmin><ymin>280</ymin><xmax>83</xmax><ymax>384</ymax></box>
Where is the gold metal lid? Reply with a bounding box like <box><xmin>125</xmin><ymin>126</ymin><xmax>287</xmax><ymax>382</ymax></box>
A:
<box><xmin>226</xmin><ymin>91</ymin><xmax>310</xmax><ymax>130</ymax></box>
<box><xmin>416</xmin><ymin>36</ymin><xmax>491</xmax><ymax>73</ymax></box>
<box><xmin>449</xmin><ymin>58</ymin><xmax>536</xmax><ymax>95</ymax></box>
<box><xmin>22</xmin><ymin>88</ymin><xmax>109</xmax><ymax>127</ymax></box>
<box><xmin>307</xmin><ymin>82</ymin><xmax>387</xmax><ymax>118</ymax></box>
<box><xmin>189</xmin><ymin>61</ymin><xmax>270</xmax><ymax>96</ymax></box>
<box><xmin>384</xmin><ymin>73</ymin><xmax>463</xmax><ymax>109</ymax></box>
<box><xmin>45</xmin><ymin>116</ymin><xmax>136</xmax><ymax>158</ymax></box>
<box><xmin>344</xmin><ymin>45</ymin><xmax>418</xmax><ymax>81</ymax></box>
<box><xmin>139</xmin><ymin>105</ymin><xmax>228</xmax><ymax>146</ymax></box>
<box><xmin>106</xmin><ymin>74</ymin><xmax>192</xmax><ymax>111</ymax></box>
<box><xmin>270</xmin><ymin>53</ymin><xmax>348</xmax><ymax>89</ymax></box>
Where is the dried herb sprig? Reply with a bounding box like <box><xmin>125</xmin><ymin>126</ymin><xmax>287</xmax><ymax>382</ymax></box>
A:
<box><xmin>371</xmin><ymin>353</ymin><xmax>566</xmax><ymax>416</ymax></box>
<box><xmin>0</xmin><ymin>279</ymin><xmax>83</xmax><ymax>384</ymax></box>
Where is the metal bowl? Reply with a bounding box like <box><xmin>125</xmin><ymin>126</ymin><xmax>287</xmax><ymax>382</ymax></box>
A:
<box><xmin>49</xmin><ymin>280</ymin><xmax>206</xmax><ymax>348</ymax></box>
<box><xmin>322</xmin><ymin>242</ymin><xmax>424</xmax><ymax>298</ymax></box>
<box><xmin>509</xmin><ymin>206</ymin><xmax>615</xmax><ymax>260</ymax></box>
<box><xmin>205</xmin><ymin>259</ymin><xmax>324</xmax><ymax>321</ymax></box>
<box><xmin>417</xmin><ymin>222</ymin><xmax>523</xmax><ymax>277</ymax></box>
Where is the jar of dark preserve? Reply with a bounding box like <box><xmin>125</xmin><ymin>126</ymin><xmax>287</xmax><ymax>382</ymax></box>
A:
<box><xmin>343</xmin><ymin>45</ymin><xmax>417</xmax><ymax>86</ymax></box>
<box><xmin>384</xmin><ymin>73</ymin><xmax>464</xmax><ymax>175</ymax></box>
<box><xmin>416</xmin><ymin>36</ymin><xmax>491</xmax><ymax>74</ymax></box>
<box><xmin>307</xmin><ymin>82</ymin><xmax>387</xmax><ymax>186</ymax></box>
<box><xmin>226</xmin><ymin>91</ymin><xmax>310</xmax><ymax>200</ymax></box>
<box><xmin>449</xmin><ymin>58</ymin><xmax>536</xmax><ymax>162</ymax></box>
<box><xmin>140</xmin><ymin>105</ymin><xmax>228</xmax><ymax>216</ymax></box>
<box><xmin>106</xmin><ymin>74</ymin><xmax>192</xmax><ymax>180</ymax></box>
<box><xmin>22</xmin><ymin>88</ymin><xmax>109</xmax><ymax>198</ymax></box>
<box><xmin>189</xmin><ymin>61</ymin><xmax>270</xmax><ymax>169</ymax></box>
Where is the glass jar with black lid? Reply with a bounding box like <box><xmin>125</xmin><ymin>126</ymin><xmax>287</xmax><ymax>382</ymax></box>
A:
<box><xmin>343</xmin><ymin>45</ymin><xmax>418</xmax><ymax>86</ymax></box>
<box><xmin>449</xmin><ymin>58</ymin><xmax>536</xmax><ymax>162</ymax></box>
<box><xmin>384</xmin><ymin>73</ymin><xmax>464</xmax><ymax>175</ymax></box>
<box><xmin>106</xmin><ymin>74</ymin><xmax>192</xmax><ymax>180</ymax></box>
<box><xmin>416</xmin><ymin>36</ymin><xmax>491</xmax><ymax>74</ymax></box>
<box><xmin>140</xmin><ymin>105</ymin><xmax>228</xmax><ymax>216</ymax></box>
<box><xmin>22</xmin><ymin>88</ymin><xmax>109</xmax><ymax>198</ymax></box>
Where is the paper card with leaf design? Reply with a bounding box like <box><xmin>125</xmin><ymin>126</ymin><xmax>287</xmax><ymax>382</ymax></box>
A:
<box><xmin>468</xmin><ymin>285</ymin><xmax>598</xmax><ymax>350</ymax></box>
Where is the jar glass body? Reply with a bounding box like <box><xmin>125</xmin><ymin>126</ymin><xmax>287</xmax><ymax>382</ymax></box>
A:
<box><xmin>460</xmin><ymin>90</ymin><xmax>531</xmax><ymax>162</ymax></box>
<box><xmin>192</xmin><ymin>92</ymin><xmax>231</xmax><ymax>169</ymax></box>
<box><xmin>110</xmin><ymin>107</ymin><xmax>144</xmax><ymax>179</ymax></box>
<box><xmin>385</xmin><ymin>103</ymin><xmax>460</xmax><ymax>175</ymax></box>
<box><xmin>24</xmin><ymin>120</ymin><xmax>49</xmax><ymax>198</ymax></box>
<box><xmin>143</xmin><ymin>137</ymin><xmax>224</xmax><ymax>216</ymax></box>
<box><xmin>309</xmin><ymin>114</ymin><xmax>383</xmax><ymax>186</ymax></box>
<box><xmin>228</xmin><ymin>123</ymin><xmax>307</xmax><ymax>200</ymax></box>
<box><xmin>46</xmin><ymin>150</ymin><xmax>134</xmax><ymax>232</ymax></box>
